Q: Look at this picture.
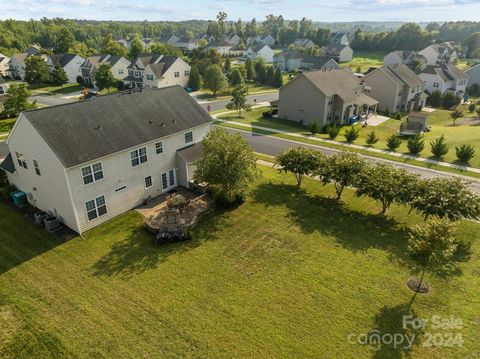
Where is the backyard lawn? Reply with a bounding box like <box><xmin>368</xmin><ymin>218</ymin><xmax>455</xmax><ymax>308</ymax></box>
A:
<box><xmin>28</xmin><ymin>83</ymin><xmax>83</xmax><ymax>95</ymax></box>
<box><xmin>218</xmin><ymin>106</ymin><xmax>480</xmax><ymax>168</ymax></box>
<box><xmin>1</xmin><ymin>166</ymin><xmax>479</xmax><ymax>358</ymax></box>
<box><xmin>0</xmin><ymin>118</ymin><xmax>16</xmax><ymax>135</ymax></box>
<box><xmin>341</xmin><ymin>51</ymin><xmax>387</xmax><ymax>72</ymax></box>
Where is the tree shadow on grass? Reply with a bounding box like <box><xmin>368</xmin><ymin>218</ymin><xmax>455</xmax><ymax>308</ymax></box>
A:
<box><xmin>252</xmin><ymin>182</ymin><xmax>410</xmax><ymax>258</ymax></box>
<box><xmin>367</xmin><ymin>302</ymin><xmax>423</xmax><ymax>359</ymax></box>
<box><xmin>91</xmin><ymin>212</ymin><xmax>227</xmax><ymax>280</ymax></box>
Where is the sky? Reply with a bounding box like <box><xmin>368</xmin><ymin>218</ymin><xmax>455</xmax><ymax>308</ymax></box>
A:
<box><xmin>2</xmin><ymin>0</ymin><xmax>480</xmax><ymax>22</ymax></box>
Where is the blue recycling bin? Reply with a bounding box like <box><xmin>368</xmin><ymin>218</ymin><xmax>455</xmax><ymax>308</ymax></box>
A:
<box><xmin>10</xmin><ymin>191</ymin><xmax>27</xmax><ymax>207</ymax></box>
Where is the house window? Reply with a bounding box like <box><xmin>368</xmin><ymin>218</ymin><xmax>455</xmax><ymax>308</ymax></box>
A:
<box><xmin>161</xmin><ymin>173</ymin><xmax>168</xmax><ymax>190</ymax></box>
<box><xmin>184</xmin><ymin>70</ymin><xmax>190</xmax><ymax>76</ymax></box>
<box><xmin>130</xmin><ymin>147</ymin><xmax>147</xmax><ymax>167</ymax></box>
<box><xmin>15</xmin><ymin>151</ymin><xmax>27</xmax><ymax>169</ymax></box>
<box><xmin>146</xmin><ymin>74</ymin><xmax>154</xmax><ymax>81</ymax></box>
<box><xmin>85</xmin><ymin>195</ymin><xmax>107</xmax><ymax>221</ymax></box>
<box><xmin>129</xmin><ymin>70</ymin><xmax>133</xmax><ymax>76</ymax></box>
<box><xmin>169</xmin><ymin>170</ymin><xmax>175</xmax><ymax>187</ymax></box>
<box><xmin>174</xmin><ymin>71</ymin><xmax>180</xmax><ymax>78</ymax></box>
<box><xmin>433</xmin><ymin>82</ymin><xmax>440</xmax><ymax>88</ymax></box>
<box><xmin>145</xmin><ymin>176</ymin><xmax>152</xmax><ymax>188</ymax></box>
<box><xmin>185</xmin><ymin>132</ymin><xmax>193</xmax><ymax>143</ymax></box>
<box><xmin>33</xmin><ymin>159</ymin><xmax>41</xmax><ymax>176</ymax></box>
<box><xmin>81</xmin><ymin>162</ymin><xmax>103</xmax><ymax>185</ymax></box>
<box><xmin>118</xmin><ymin>69</ymin><xmax>124</xmax><ymax>75</ymax></box>
<box><xmin>155</xmin><ymin>141</ymin><xmax>163</xmax><ymax>154</ymax></box>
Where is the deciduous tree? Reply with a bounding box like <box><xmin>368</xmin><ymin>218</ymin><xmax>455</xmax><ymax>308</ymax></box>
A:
<box><xmin>204</xmin><ymin>64</ymin><xmax>227</xmax><ymax>96</ymax></box>
<box><xmin>275</xmin><ymin>147</ymin><xmax>323</xmax><ymax>186</ymax></box>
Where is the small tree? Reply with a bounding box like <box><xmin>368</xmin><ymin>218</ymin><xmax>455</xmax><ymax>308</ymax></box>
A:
<box><xmin>386</xmin><ymin>134</ymin><xmax>402</xmax><ymax>151</ymax></box>
<box><xmin>224</xmin><ymin>58</ymin><xmax>231</xmax><ymax>73</ymax></box>
<box><xmin>365</xmin><ymin>130</ymin><xmax>379</xmax><ymax>146</ymax></box>
<box><xmin>51</xmin><ymin>64</ymin><xmax>68</xmax><ymax>87</ymax></box>
<box><xmin>273</xmin><ymin>67</ymin><xmax>283</xmax><ymax>88</ymax></box>
<box><xmin>204</xmin><ymin>64</ymin><xmax>227</xmax><ymax>96</ymax></box>
<box><xmin>226</xmin><ymin>84</ymin><xmax>251</xmax><ymax>117</ymax></box>
<box><xmin>188</xmin><ymin>65</ymin><xmax>202</xmax><ymax>91</ymax></box>
<box><xmin>326</xmin><ymin>124</ymin><xmax>340</xmax><ymax>140</ymax></box>
<box><xmin>408</xmin><ymin>219</ymin><xmax>457</xmax><ymax>297</ymax></box>
<box><xmin>24</xmin><ymin>56</ymin><xmax>50</xmax><ymax>84</ymax></box>
<box><xmin>94</xmin><ymin>63</ymin><xmax>115</xmax><ymax>92</ymax></box>
<box><xmin>194</xmin><ymin>128</ymin><xmax>260</xmax><ymax>205</ymax></box>
<box><xmin>129</xmin><ymin>37</ymin><xmax>145</xmax><ymax>60</ymax></box>
<box><xmin>229</xmin><ymin>68</ymin><xmax>244</xmax><ymax>87</ymax></box>
<box><xmin>265</xmin><ymin>66</ymin><xmax>275</xmax><ymax>86</ymax></box>
<box><xmin>407</xmin><ymin>135</ymin><xmax>424</xmax><ymax>155</ymax></box>
<box><xmin>450</xmin><ymin>108</ymin><xmax>463</xmax><ymax>126</ymax></box>
<box><xmin>356</xmin><ymin>163</ymin><xmax>418</xmax><ymax>214</ymax></box>
<box><xmin>2</xmin><ymin>83</ymin><xmax>34</xmax><ymax>118</ymax></box>
<box><xmin>442</xmin><ymin>92</ymin><xmax>458</xmax><ymax>109</ymax></box>
<box><xmin>428</xmin><ymin>90</ymin><xmax>442</xmax><ymax>108</ymax></box>
<box><xmin>245</xmin><ymin>59</ymin><xmax>255</xmax><ymax>81</ymax></box>
<box><xmin>410</xmin><ymin>177</ymin><xmax>480</xmax><ymax>221</ymax></box>
<box><xmin>430</xmin><ymin>134</ymin><xmax>449</xmax><ymax>158</ymax></box>
<box><xmin>316</xmin><ymin>152</ymin><xmax>366</xmax><ymax>200</ymax></box>
<box><xmin>306</xmin><ymin>121</ymin><xmax>320</xmax><ymax>136</ymax></box>
<box><xmin>468</xmin><ymin>103</ymin><xmax>476</xmax><ymax>113</ymax></box>
<box><xmin>455</xmin><ymin>144</ymin><xmax>476</xmax><ymax>164</ymax></box>
<box><xmin>275</xmin><ymin>147</ymin><xmax>324</xmax><ymax>186</ymax></box>
<box><xmin>344</xmin><ymin>125</ymin><xmax>360</xmax><ymax>143</ymax></box>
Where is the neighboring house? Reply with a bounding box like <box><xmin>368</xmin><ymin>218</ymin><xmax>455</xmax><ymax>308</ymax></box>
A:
<box><xmin>418</xmin><ymin>42</ymin><xmax>457</xmax><ymax>66</ymax></box>
<box><xmin>80</xmin><ymin>54</ymin><xmax>131</xmax><ymax>86</ymax></box>
<box><xmin>245</xmin><ymin>44</ymin><xmax>274</xmax><ymax>63</ymax></box>
<box><xmin>278</xmin><ymin>68</ymin><xmax>378</xmax><ymax>127</ymax></box>
<box><xmin>201</xmin><ymin>34</ymin><xmax>215</xmax><ymax>43</ymax></box>
<box><xmin>141</xmin><ymin>38</ymin><xmax>155</xmax><ymax>49</ymax></box>
<box><xmin>466</xmin><ymin>63</ymin><xmax>480</xmax><ymax>88</ymax></box>
<box><xmin>124</xmin><ymin>54</ymin><xmax>191</xmax><ymax>89</ymax></box>
<box><xmin>166</xmin><ymin>35</ymin><xmax>180</xmax><ymax>46</ymax></box>
<box><xmin>0</xmin><ymin>54</ymin><xmax>11</xmax><ymax>76</ymax></box>
<box><xmin>383</xmin><ymin>50</ymin><xmax>417</xmax><ymax>66</ymax></box>
<box><xmin>49</xmin><ymin>54</ymin><xmax>86</xmax><ymax>83</ymax></box>
<box><xmin>329</xmin><ymin>32</ymin><xmax>349</xmax><ymax>46</ymax></box>
<box><xmin>9</xmin><ymin>53</ymin><xmax>30</xmax><ymax>80</ymax></box>
<box><xmin>206</xmin><ymin>40</ymin><xmax>233</xmax><ymax>56</ymax></box>
<box><xmin>117</xmin><ymin>39</ymin><xmax>131</xmax><ymax>49</ymax></box>
<box><xmin>25</xmin><ymin>45</ymin><xmax>41</xmax><ymax>56</ymax></box>
<box><xmin>176</xmin><ymin>37</ymin><xmax>200</xmax><ymax>51</ymax></box>
<box><xmin>292</xmin><ymin>38</ymin><xmax>315</xmax><ymax>49</ymax></box>
<box><xmin>0</xmin><ymin>75</ymin><xmax>9</xmax><ymax>95</ymax></box>
<box><xmin>229</xmin><ymin>46</ymin><xmax>246</xmax><ymax>57</ymax></box>
<box><xmin>224</xmin><ymin>34</ymin><xmax>241</xmax><ymax>46</ymax></box>
<box><xmin>247</xmin><ymin>35</ymin><xmax>275</xmax><ymax>47</ymax></box>
<box><xmin>363</xmin><ymin>64</ymin><xmax>428</xmax><ymax>112</ymax></box>
<box><xmin>0</xmin><ymin>86</ymin><xmax>212</xmax><ymax>235</ymax></box>
<box><xmin>321</xmin><ymin>44</ymin><xmax>353</xmax><ymax>63</ymax></box>
<box><xmin>419</xmin><ymin>64</ymin><xmax>469</xmax><ymax>97</ymax></box>
<box><xmin>274</xmin><ymin>50</ymin><xmax>339</xmax><ymax>72</ymax></box>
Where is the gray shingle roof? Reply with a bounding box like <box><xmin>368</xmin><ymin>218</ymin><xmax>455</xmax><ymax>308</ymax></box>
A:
<box><xmin>0</xmin><ymin>153</ymin><xmax>15</xmax><ymax>174</ymax></box>
<box><xmin>383</xmin><ymin>64</ymin><xmax>424</xmax><ymax>88</ymax></box>
<box><xmin>422</xmin><ymin>64</ymin><xmax>469</xmax><ymax>82</ymax></box>
<box><xmin>177</xmin><ymin>142</ymin><xmax>203</xmax><ymax>163</ymax></box>
<box><xmin>50</xmin><ymin>53</ymin><xmax>78</xmax><ymax>68</ymax></box>
<box><xmin>22</xmin><ymin>86</ymin><xmax>212</xmax><ymax>168</ymax></box>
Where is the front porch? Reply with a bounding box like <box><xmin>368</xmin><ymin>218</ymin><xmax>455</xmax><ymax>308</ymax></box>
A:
<box><xmin>341</xmin><ymin>94</ymin><xmax>379</xmax><ymax>124</ymax></box>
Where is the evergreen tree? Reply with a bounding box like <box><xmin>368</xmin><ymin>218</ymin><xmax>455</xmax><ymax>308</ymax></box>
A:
<box><xmin>266</xmin><ymin>66</ymin><xmax>275</xmax><ymax>86</ymax></box>
<box><xmin>245</xmin><ymin>59</ymin><xmax>255</xmax><ymax>81</ymax></box>
<box><xmin>273</xmin><ymin>67</ymin><xmax>284</xmax><ymax>88</ymax></box>
<box><xmin>2</xmin><ymin>83</ymin><xmax>33</xmax><ymax>118</ymax></box>
<box><xmin>51</xmin><ymin>64</ymin><xmax>68</xmax><ymax>86</ymax></box>
<box><xmin>229</xmin><ymin>68</ymin><xmax>244</xmax><ymax>86</ymax></box>
<box><xmin>188</xmin><ymin>65</ymin><xmax>202</xmax><ymax>91</ymax></box>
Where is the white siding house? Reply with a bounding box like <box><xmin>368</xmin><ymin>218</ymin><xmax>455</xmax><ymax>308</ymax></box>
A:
<box><xmin>1</xmin><ymin>86</ymin><xmax>212</xmax><ymax>234</ymax></box>
<box><xmin>49</xmin><ymin>54</ymin><xmax>86</xmax><ymax>83</ymax></box>
<box><xmin>418</xmin><ymin>42</ymin><xmax>457</xmax><ymax>66</ymax></box>
<box><xmin>0</xmin><ymin>54</ymin><xmax>10</xmax><ymax>76</ymax></box>
<box><xmin>466</xmin><ymin>64</ymin><xmax>480</xmax><ymax>88</ymax></box>
<box><xmin>419</xmin><ymin>64</ymin><xmax>469</xmax><ymax>97</ymax></box>
<box><xmin>246</xmin><ymin>45</ymin><xmax>274</xmax><ymax>63</ymax></box>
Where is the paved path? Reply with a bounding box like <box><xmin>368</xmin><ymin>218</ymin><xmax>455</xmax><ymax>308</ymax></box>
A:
<box><xmin>220</xmin><ymin>127</ymin><xmax>480</xmax><ymax>193</ymax></box>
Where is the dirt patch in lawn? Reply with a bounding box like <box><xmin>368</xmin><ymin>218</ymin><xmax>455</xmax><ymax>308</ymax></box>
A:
<box><xmin>456</xmin><ymin>117</ymin><xmax>480</xmax><ymax>126</ymax></box>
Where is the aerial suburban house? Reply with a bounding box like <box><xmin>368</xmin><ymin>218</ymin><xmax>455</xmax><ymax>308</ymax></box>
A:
<box><xmin>0</xmin><ymin>75</ymin><xmax>9</xmax><ymax>95</ymax></box>
<box><xmin>418</xmin><ymin>42</ymin><xmax>457</xmax><ymax>66</ymax></box>
<box><xmin>9</xmin><ymin>45</ymin><xmax>42</xmax><ymax>80</ymax></box>
<box><xmin>321</xmin><ymin>44</ymin><xmax>353</xmax><ymax>63</ymax></box>
<box><xmin>246</xmin><ymin>34</ymin><xmax>275</xmax><ymax>47</ymax></box>
<box><xmin>117</xmin><ymin>39</ymin><xmax>131</xmax><ymax>49</ymax></box>
<box><xmin>245</xmin><ymin>44</ymin><xmax>274</xmax><ymax>63</ymax></box>
<box><xmin>274</xmin><ymin>50</ymin><xmax>338</xmax><ymax>71</ymax></box>
<box><xmin>0</xmin><ymin>86</ymin><xmax>212</xmax><ymax>234</ymax></box>
<box><xmin>419</xmin><ymin>64</ymin><xmax>469</xmax><ymax>97</ymax></box>
<box><xmin>229</xmin><ymin>46</ymin><xmax>246</xmax><ymax>57</ymax></box>
<box><xmin>0</xmin><ymin>53</ymin><xmax>11</xmax><ymax>76</ymax></box>
<box><xmin>363</xmin><ymin>64</ymin><xmax>428</xmax><ymax>112</ymax></box>
<box><xmin>81</xmin><ymin>54</ymin><xmax>131</xmax><ymax>86</ymax></box>
<box><xmin>206</xmin><ymin>40</ymin><xmax>233</xmax><ymax>56</ymax></box>
<box><xmin>49</xmin><ymin>54</ymin><xmax>86</xmax><ymax>83</ymax></box>
<box><xmin>141</xmin><ymin>38</ymin><xmax>155</xmax><ymax>49</ymax></box>
<box><xmin>383</xmin><ymin>50</ymin><xmax>419</xmax><ymax>66</ymax></box>
<box><xmin>466</xmin><ymin>63</ymin><xmax>480</xmax><ymax>88</ymax></box>
<box><xmin>124</xmin><ymin>54</ymin><xmax>191</xmax><ymax>89</ymax></box>
<box><xmin>165</xmin><ymin>35</ymin><xmax>180</xmax><ymax>46</ymax></box>
<box><xmin>292</xmin><ymin>38</ymin><xmax>315</xmax><ymax>49</ymax></box>
<box><xmin>278</xmin><ymin>68</ymin><xmax>378</xmax><ymax>127</ymax></box>
<box><xmin>328</xmin><ymin>32</ymin><xmax>349</xmax><ymax>46</ymax></box>
<box><xmin>176</xmin><ymin>37</ymin><xmax>200</xmax><ymax>51</ymax></box>
<box><xmin>223</xmin><ymin>34</ymin><xmax>241</xmax><ymax>46</ymax></box>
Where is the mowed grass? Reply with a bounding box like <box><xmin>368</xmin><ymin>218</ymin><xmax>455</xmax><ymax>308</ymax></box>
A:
<box><xmin>0</xmin><ymin>118</ymin><xmax>16</xmax><ymax>135</ymax></box>
<box><xmin>220</xmin><ymin>106</ymin><xmax>480</xmax><ymax>168</ymax></box>
<box><xmin>29</xmin><ymin>83</ymin><xmax>83</xmax><ymax>95</ymax></box>
<box><xmin>341</xmin><ymin>51</ymin><xmax>387</xmax><ymax>72</ymax></box>
<box><xmin>1</xmin><ymin>166</ymin><xmax>479</xmax><ymax>358</ymax></box>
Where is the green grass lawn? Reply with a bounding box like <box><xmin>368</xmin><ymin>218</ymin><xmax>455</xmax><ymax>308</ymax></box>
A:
<box><xmin>219</xmin><ymin>107</ymin><xmax>480</xmax><ymax>168</ymax></box>
<box><xmin>1</xmin><ymin>166</ymin><xmax>479</xmax><ymax>358</ymax></box>
<box><xmin>29</xmin><ymin>83</ymin><xmax>83</xmax><ymax>95</ymax></box>
<box><xmin>342</xmin><ymin>51</ymin><xmax>388</xmax><ymax>72</ymax></box>
<box><xmin>0</xmin><ymin>118</ymin><xmax>16</xmax><ymax>135</ymax></box>
<box><xmin>198</xmin><ymin>82</ymin><xmax>279</xmax><ymax>100</ymax></box>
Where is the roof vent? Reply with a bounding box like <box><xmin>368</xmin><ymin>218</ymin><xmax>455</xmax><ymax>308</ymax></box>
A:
<box><xmin>160</xmin><ymin>122</ymin><xmax>165</xmax><ymax>127</ymax></box>
<box><xmin>172</xmin><ymin>119</ymin><xmax>176</xmax><ymax>123</ymax></box>
<box><xmin>149</xmin><ymin>120</ymin><xmax>153</xmax><ymax>124</ymax></box>
<box><xmin>94</xmin><ymin>125</ymin><xmax>102</xmax><ymax>130</ymax></box>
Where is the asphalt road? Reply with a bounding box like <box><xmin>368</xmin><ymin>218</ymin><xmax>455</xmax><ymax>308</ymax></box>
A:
<box><xmin>223</xmin><ymin>127</ymin><xmax>480</xmax><ymax>193</ymax></box>
<box><xmin>199</xmin><ymin>92</ymin><xmax>278</xmax><ymax>112</ymax></box>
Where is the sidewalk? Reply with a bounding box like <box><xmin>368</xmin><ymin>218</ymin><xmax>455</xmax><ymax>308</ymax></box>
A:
<box><xmin>214</xmin><ymin>114</ymin><xmax>480</xmax><ymax>175</ymax></box>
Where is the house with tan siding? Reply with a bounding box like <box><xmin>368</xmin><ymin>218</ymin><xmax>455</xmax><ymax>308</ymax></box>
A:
<box><xmin>278</xmin><ymin>68</ymin><xmax>378</xmax><ymax>127</ymax></box>
<box><xmin>80</xmin><ymin>54</ymin><xmax>131</xmax><ymax>86</ymax></box>
<box><xmin>0</xmin><ymin>86</ymin><xmax>212</xmax><ymax>234</ymax></box>
<box><xmin>0</xmin><ymin>54</ymin><xmax>10</xmax><ymax>77</ymax></box>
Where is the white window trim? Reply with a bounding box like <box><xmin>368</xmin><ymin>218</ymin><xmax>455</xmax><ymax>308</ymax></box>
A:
<box><xmin>81</xmin><ymin>161</ymin><xmax>104</xmax><ymax>185</ymax></box>
<box><xmin>33</xmin><ymin>158</ymin><xmax>41</xmax><ymax>176</ymax></box>
<box><xmin>155</xmin><ymin>141</ymin><xmax>164</xmax><ymax>154</ymax></box>
<box><xmin>185</xmin><ymin>131</ymin><xmax>193</xmax><ymax>144</ymax></box>
<box><xmin>84</xmin><ymin>195</ymin><xmax>107</xmax><ymax>222</ymax></box>
<box><xmin>130</xmin><ymin>147</ymin><xmax>148</xmax><ymax>167</ymax></box>
<box><xmin>145</xmin><ymin>176</ymin><xmax>153</xmax><ymax>189</ymax></box>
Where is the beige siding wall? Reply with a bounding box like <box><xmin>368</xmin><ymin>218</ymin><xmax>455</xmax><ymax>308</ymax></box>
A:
<box><xmin>363</xmin><ymin>70</ymin><xmax>400</xmax><ymax>112</ymax></box>
<box><xmin>6</xmin><ymin>115</ymin><xmax>79</xmax><ymax>231</ymax></box>
<box><xmin>67</xmin><ymin>123</ymin><xmax>211</xmax><ymax>233</ymax></box>
<box><xmin>144</xmin><ymin>59</ymin><xmax>191</xmax><ymax>89</ymax></box>
<box><xmin>111</xmin><ymin>59</ymin><xmax>130</xmax><ymax>81</ymax></box>
<box><xmin>278</xmin><ymin>76</ymin><xmax>328</xmax><ymax>126</ymax></box>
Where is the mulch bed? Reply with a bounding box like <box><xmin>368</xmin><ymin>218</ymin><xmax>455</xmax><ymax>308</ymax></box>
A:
<box><xmin>407</xmin><ymin>278</ymin><xmax>429</xmax><ymax>293</ymax></box>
